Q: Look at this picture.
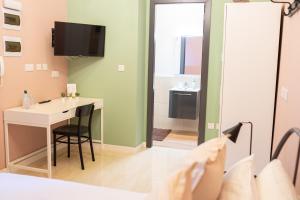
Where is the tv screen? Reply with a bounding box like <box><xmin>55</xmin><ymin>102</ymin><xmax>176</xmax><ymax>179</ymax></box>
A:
<box><xmin>53</xmin><ymin>22</ymin><xmax>106</xmax><ymax>57</ymax></box>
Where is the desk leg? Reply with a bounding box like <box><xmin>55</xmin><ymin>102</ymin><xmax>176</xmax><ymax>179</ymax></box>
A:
<box><xmin>4</xmin><ymin>122</ymin><xmax>10</xmax><ymax>170</ymax></box>
<box><xmin>101</xmin><ymin>108</ymin><xmax>104</xmax><ymax>145</ymax></box>
<box><xmin>46</xmin><ymin>126</ymin><xmax>52</xmax><ymax>178</ymax></box>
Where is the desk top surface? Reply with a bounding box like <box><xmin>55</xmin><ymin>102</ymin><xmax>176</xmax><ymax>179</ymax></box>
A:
<box><xmin>4</xmin><ymin>97</ymin><xmax>103</xmax><ymax>115</ymax></box>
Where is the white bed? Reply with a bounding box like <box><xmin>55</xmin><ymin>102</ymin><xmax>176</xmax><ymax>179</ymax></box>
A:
<box><xmin>0</xmin><ymin>173</ymin><xmax>148</xmax><ymax>200</ymax></box>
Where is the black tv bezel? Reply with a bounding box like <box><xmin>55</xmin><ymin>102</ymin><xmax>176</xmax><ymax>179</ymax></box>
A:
<box><xmin>52</xmin><ymin>21</ymin><xmax>106</xmax><ymax>57</ymax></box>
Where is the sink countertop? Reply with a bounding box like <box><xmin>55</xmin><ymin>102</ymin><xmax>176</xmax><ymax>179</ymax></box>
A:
<box><xmin>170</xmin><ymin>87</ymin><xmax>201</xmax><ymax>92</ymax></box>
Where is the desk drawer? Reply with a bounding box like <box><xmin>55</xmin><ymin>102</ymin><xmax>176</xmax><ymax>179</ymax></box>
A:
<box><xmin>50</xmin><ymin>108</ymin><xmax>76</xmax><ymax>124</ymax></box>
<box><xmin>4</xmin><ymin>111</ymin><xmax>50</xmax><ymax>126</ymax></box>
<box><xmin>49</xmin><ymin>103</ymin><xmax>101</xmax><ymax>124</ymax></box>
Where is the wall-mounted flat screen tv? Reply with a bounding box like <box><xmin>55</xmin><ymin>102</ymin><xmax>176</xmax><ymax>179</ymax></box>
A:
<box><xmin>53</xmin><ymin>21</ymin><xmax>106</xmax><ymax>57</ymax></box>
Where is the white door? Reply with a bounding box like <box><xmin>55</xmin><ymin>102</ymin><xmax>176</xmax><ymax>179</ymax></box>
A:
<box><xmin>220</xmin><ymin>2</ymin><xmax>282</xmax><ymax>173</ymax></box>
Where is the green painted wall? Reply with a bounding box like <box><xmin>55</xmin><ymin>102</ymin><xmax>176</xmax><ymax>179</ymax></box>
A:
<box><xmin>68</xmin><ymin>0</ymin><xmax>146</xmax><ymax>147</ymax></box>
<box><xmin>205</xmin><ymin>0</ymin><xmax>231</xmax><ymax>139</ymax></box>
<box><xmin>136</xmin><ymin>0</ymin><xmax>147</xmax><ymax>145</ymax></box>
<box><xmin>68</xmin><ymin>0</ymin><xmax>267</xmax><ymax>146</ymax></box>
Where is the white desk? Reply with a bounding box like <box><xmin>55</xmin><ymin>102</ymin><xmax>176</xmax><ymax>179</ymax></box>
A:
<box><xmin>4</xmin><ymin>97</ymin><xmax>104</xmax><ymax>178</ymax></box>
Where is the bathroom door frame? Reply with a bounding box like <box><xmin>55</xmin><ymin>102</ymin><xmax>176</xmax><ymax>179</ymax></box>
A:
<box><xmin>146</xmin><ymin>0</ymin><xmax>212</xmax><ymax>148</ymax></box>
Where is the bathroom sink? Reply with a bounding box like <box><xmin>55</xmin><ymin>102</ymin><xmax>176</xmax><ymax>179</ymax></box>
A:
<box><xmin>169</xmin><ymin>89</ymin><xmax>200</xmax><ymax>120</ymax></box>
<box><xmin>170</xmin><ymin>87</ymin><xmax>200</xmax><ymax>92</ymax></box>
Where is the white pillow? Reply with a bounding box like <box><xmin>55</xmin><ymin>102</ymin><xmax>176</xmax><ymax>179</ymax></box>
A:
<box><xmin>218</xmin><ymin>155</ymin><xmax>259</xmax><ymax>200</ymax></box>
<box><xmin>256</xmin><ymin>159</ymin><xmax>298</xmax><ymax>200</ymax></box>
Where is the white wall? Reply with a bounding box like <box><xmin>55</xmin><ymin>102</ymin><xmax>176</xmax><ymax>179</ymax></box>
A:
<box><xmin>154</xmin><ymin>3</ymin><xmax>204</xmax><ymax>76</ymax></box>
<box><xmin>153</xmin><ymin>75</ymin><xmax>200</xmax><ymax>132</ymax></box>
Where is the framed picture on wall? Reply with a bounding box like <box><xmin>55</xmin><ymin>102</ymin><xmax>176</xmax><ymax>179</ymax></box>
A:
<box><xmin>3</xmin><ymin>36</ymin><xmax>22</xmax><ymax>57</ymax></box>
<box><xmin>2</xmin><ymin>8</ymin><xmax>21</xmax><ymax>30</ymax></box>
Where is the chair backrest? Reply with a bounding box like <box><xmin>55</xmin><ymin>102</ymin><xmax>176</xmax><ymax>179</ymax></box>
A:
<box><xmin>76</xmin><ymin>104</ymin><xmax>94</xmax><ymax>117</ymax></box>
<box><xmin>75</xmin><ymin>104</ymin><xmax>95</xmax><ymax>129</ymax></box>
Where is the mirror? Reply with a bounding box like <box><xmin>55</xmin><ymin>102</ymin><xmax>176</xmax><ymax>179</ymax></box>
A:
<box><xmin>154</xmin><ymin>3</ymin><xmax>204</xmax><ymax>76</ymax></box>
<box><xmin>180</xmin><ymin>36</ymin><xmax>203</xmax><ymax>75</ymax></box>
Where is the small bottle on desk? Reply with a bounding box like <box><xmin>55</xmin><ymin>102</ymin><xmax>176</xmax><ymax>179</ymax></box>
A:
<box><xmin>22</xmin><ymin>90</ymin><xmax>31</xmax><ymax>109</ymax></box>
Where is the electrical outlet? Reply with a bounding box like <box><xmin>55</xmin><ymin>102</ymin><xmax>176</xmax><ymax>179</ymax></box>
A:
<box><xmin>118</xmin><ymin>65</ymin><xmax>125</xmax><ymax>72</ymax></box>
<box><xmin>36</xmin><ymin>64</ymin><xmax>42</xmax><ymax>70</ymax></box>
<box><xmin>215</xmin><ymin>123</ymin><xmax>220</xmax><ymax>130</ymax></box>
<box><xmin>207</xmin><ymin>123</ymin><xmax>215</xmax><ymax>130</ymax></box>
<box><xmin>51</xmin><ymin>70</ymin><xmax>60</xmax><ymax>78</ymax></box>
<box><xmin>42</xmin><ymin>64</ymin><xmax>48</xmax><ymax>71</ymax></box>
<box><xmin>25</xmin><ymin>64</ymin><xmax>34</xmax><ymax>72</ymax></box>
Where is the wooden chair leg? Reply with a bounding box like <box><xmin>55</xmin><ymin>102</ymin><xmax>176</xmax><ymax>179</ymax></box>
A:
<box><xmin>89</xmin><ymin>131</ymin><xmax>95</xmax><ymax>162</ymax></box>
<box><xmin>78</xmin><ymin>137</ymin><xmax>85</xmax><ymax>170</ymax></box>
<box><xmin>68</xmin><ymin>136</ymin><xmax>71</xmax><ymax>158</ymax></box>
<box><xmin>54</xmin><ymin>133</ymin><xmax>56</xmax><ymax>166</ymax></box>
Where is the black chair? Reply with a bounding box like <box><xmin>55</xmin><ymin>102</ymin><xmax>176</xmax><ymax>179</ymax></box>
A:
<box><xmin>53</xmin><ymin>104</ymin><xmax>95</xmax><ymax>170</ymax></box>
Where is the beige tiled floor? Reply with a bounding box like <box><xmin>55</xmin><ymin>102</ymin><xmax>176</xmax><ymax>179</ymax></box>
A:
<box><xmin>14</xmin><ymin>143</ymin><xmax>189</xmax><ymax>193</ymax></box>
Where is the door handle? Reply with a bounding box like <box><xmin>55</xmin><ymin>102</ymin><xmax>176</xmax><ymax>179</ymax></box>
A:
<box><xmin>62</xmin><ymin>110</ymin><xmax>69</xmax><ymax>113</ymax></box>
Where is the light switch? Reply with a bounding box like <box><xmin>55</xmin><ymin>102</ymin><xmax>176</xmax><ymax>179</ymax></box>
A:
<box><xmin>36</xmin><ymin>64</ymin><xmax>42</xmax><ymax>70</ymax></box>
<box><xmin>25</xmin><ymin>64</ymin><xmax>34</xmax><ymax>72</ymax></box>
<box><xmin>51</xmin><ymin>70</ymin><xmax>60</xmax><ymax>78</ymax></box>
<box><xmin>118</xmin><ymin>65</ymin><xmax>125</xmax><ymax>72</ymax></box>
<box><xmin>281</xmin><ymin>87</ymin><xmax>288</xmax><ymax>101</ymax></box>
<box><xmin>42</xmin><ymin>64</ymin><xmax>48</xmax><ymax>70</ymax></box>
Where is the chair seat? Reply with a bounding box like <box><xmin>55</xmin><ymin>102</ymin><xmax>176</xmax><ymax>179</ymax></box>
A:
<box><xmin>53</xmin><ymin>125</ymin><xmax>89</xmax><ymax>136</ymax></box>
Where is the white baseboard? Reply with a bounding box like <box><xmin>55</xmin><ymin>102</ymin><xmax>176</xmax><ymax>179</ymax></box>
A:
<box><xmin>93</xmin><ymin>139</ymin><xmax>146</xmax><ymax>152</ymax></box>
<box><xmin>10</xmin><ymin>140</ymin><xmax>101</xmax><ymax>167</ymax></box>
<box><xmin>101</xmin><ymin>142</ymin><xmax>146</xmax><ymax>153</ymax></box>
<box><xmin>92</xmin><ymin>139</ymin><xmax>103</xmax><ymax>144</ymax></box>
<box><xmin>10</xmin><ymin>144</ymin><xmax>66</xmax><ymax>166</ymax></box>
<box><xmin>5</xmin><ymin>141</ymin><xmax>146</xmax><ymax>168</ymax></box>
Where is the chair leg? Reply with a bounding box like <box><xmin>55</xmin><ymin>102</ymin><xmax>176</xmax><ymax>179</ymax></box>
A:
<box><xmin>53</xmin><ymin>133</ymin><xmax>56</xmax><ymax>167</ymax></box>
<box><xmin>78</xmin><ymin>137</ymin><xmax>85</xmax><ymax>170</ymax></box>
<box><xmin>89</xmin><ymin>131</ymin><xmax>95</xmax><ymax>162</ymax></box>
<box><xmin>68</xmin><ymin>136</ymin><xmax>71</xmax><ymax>158</ymax></box>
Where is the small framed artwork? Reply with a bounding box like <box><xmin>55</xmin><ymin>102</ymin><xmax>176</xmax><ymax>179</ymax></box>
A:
<box><xmin>2</xmin><ymin>8</ymin><xmax>21</xmax><ymax>30</ymax></box>
<box><xmin>3</xmin><ymin>36</ymin><xmax>22</xmax><ymax>57</ymax></box>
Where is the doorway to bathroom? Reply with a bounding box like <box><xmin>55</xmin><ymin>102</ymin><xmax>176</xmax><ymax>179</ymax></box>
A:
<box><xmin>146</xmin><ymin>0</ymin><xmax>211</xmax><ymax>149</ymax></box>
